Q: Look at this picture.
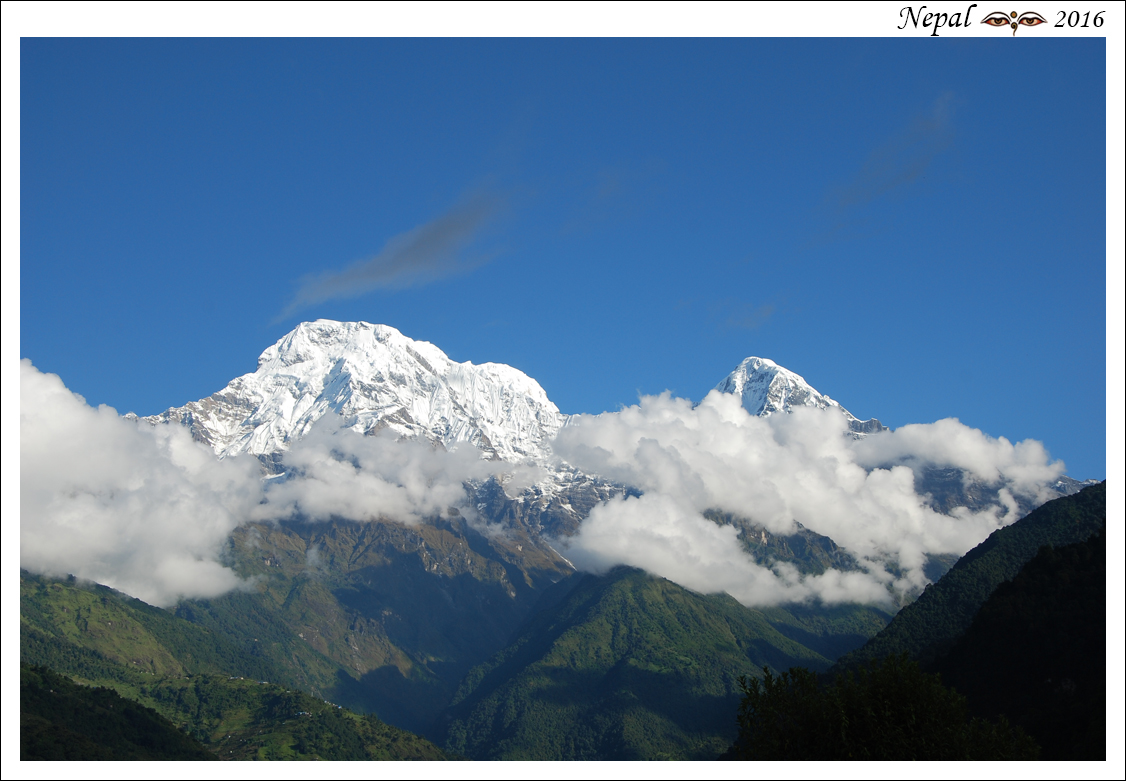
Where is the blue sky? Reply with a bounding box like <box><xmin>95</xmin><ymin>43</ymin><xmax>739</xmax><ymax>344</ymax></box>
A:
<box><xmin>14</xmin><ymin>26</ymin><xmax>1116</xmax><ymax>481</ymax></box>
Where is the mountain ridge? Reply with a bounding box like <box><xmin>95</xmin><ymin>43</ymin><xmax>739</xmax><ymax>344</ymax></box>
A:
<box><xmin>135</xmin><ymin>319</ymin><xmax>1091</xmax><ymax>591</ymax></box>
<box><xmin>22</xmin><ymin>321</ymin><xmax>1104</xmax><ymax>759</ymax></box>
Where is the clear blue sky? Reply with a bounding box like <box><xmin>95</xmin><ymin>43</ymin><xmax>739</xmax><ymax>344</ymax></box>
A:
<box><xmin>17</xmin><ymin>33</ymin><xmax>1113</xmax><ymax>480</ymax></box>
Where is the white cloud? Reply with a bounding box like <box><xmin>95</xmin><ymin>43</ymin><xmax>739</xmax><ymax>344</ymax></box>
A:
<box><xmin>563</xmin><ymin>492</ymin><xmax>893</xmax><ymax>607</ymax></box>
<box><xmin>20</xmin><ymin>360</ymin><xmax>263</xmax><ymax>607</ymax></box>
<box><xmin>252</xmin><ymin>419</ymin><xmax>499</xmax><ymax>526</ymax></box>
<box><xmin>20</xmin><ymin>360</ymin><xmax>1067</xmax><ymax>611</ymax></box>
<box><xmin>19</xmin><ymin>363</ymin><xmax>508</xmax><ymax>605</ymax></box>
<box><xmin>553</xmin><ymin>390</ymin><xmax>1066</xmax><ymax>607</ymax></box>
<box><xmin>849</xmin><ymin>417</ymin><xmax>1063</xmax><ymax>504</ymax></box>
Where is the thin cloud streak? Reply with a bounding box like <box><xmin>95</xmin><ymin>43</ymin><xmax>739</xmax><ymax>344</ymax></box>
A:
<box><xmin>834</xmin><ymin>91</ymin><xmax>955</xmax><ymax>210</ymax></box>
<box><xmin>708</xmin><ymin>297</ymin><xmax>777</xmax><ymax>331</ymax></box>
<box><xmin>280</xmin><ymin>191</ymin><xmax>506</xmax><ymax>318</ymax></box>
<box><xmin>804</xmin><ymin>91</ymin><xmax>956</xmax><ymax>249</ymax></box>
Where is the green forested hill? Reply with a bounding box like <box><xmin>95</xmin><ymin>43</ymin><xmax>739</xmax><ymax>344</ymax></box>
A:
<box><xmin>21</xmin><ymin>571</ymin><xmax>288</xmax><ymax>683</ymax></box>
<box><xmin>21</xmin><ymin>666</ymin><xmax>216</xmax><ymax>761</ymax></box>
<box><xmin>22</xmin><ymin>507</ymin><xmax>899</xmax><ymax>760</ymax></box>
<box><xmin>129</xmin><ymin>673</ymin><xmax>451</xmax><ymax>760</ymax></box>
<box><xmin>932</xmin><ymin>529</ymin><xmax>1106</xmax><ymax>760</ymax></box>
<box><xmin>722</xmin><ymin>654</ymin><xmax>1039</xmax><ymax>761</ymax></box>
<box><xmin>720</xmin><ymin>525</ymin><xmax>1107</xmax><ymax>762</ymax></box>
<box><xmin>440</xmin><ymin>567</ymin><xmax>888</xmax><ymax>760</ymax></box>
<box><xmin>22</xmin><ymin>513</ymin><xmax>572</xmax><ymax>737</ymax></box>
<box><xmin>20</xmin><ymin>573</ymin><xmax>453</xmax><ymax>760</ymax></box>
<box><xmin>833</xmin><ymin>481</ymin><xmax>1105</xmax><ymax>672</ymax></box>
<box><xmin>21</xmin><ymin>663</ymin><xmax>451</xmax><ymax>761</ymax></box>
<box><xmin>22</xmin><ymin>515</ymin><xmax>895</xmax><ymax>761</ymax></box>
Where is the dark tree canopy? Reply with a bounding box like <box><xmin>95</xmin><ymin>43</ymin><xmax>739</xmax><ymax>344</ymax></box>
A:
<box><xmin>726</xmin><ymin>654</ymin><xmax>1039</xmax><ymax>761</ymax></box>
<box><xmin>933</xmin><ymin>530</ymin><xmax>1106</xmax><ymax>760</ymax></box>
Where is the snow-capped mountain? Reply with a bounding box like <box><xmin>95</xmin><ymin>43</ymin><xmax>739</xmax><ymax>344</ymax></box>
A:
<box><xmin>148</xmin><ymin>323</ymin><xmax>889</xmax><ymax>467</ymax></box>
<box><xmin>146</xmin><ymin>320</ymin><xmax>565</xmax><ymax>463</ymax></box>
<box><xmin>714</xmin><ymin>357</ymin><xmax>885</xmax><ymax>435</ymax></box>
<box><xmin>141</xmin><ymin>322</ymin><xmax>1086</xmax><ymax>542</ymax></box>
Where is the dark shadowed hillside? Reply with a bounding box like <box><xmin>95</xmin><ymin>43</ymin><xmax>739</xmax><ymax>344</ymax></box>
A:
<box><xmin>932</xmin><ymin>529</ymin><xmax>1105</xmax><ymax>760</ymax></box>
<box><xmin>833</xmin><ymin>482</ymin><xmax>1105</xmax><ymax>672</ymax></box>
<box><xmin>20</xmin><ymin>574</ymin><xmax>453</xmax><ymax>760</ymax></box>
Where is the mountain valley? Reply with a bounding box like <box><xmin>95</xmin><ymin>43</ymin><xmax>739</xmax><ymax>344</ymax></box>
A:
<box><xmin>20</xmin><ymin>319</ymin><xmax>1103</xmax><ymax>760</ymax></box>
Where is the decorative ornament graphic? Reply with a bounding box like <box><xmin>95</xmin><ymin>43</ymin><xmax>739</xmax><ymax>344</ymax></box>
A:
<box><xmin>982</xmin><ymin>10</ymin><xmax>1047</xmax><ymax>35</ymax></box>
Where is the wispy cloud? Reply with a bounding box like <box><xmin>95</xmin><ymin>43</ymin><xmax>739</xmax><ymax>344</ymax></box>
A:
<box><xmin>558</xmin><ymin>160</ymin><xmax>665</xmax><ymax>237</ymax></box>
<box><xmin>250</xmin><ymin>419</ymin><xmax>501</xmax><ymax>527</ymax></box>
<box><xmin>280</xmin><ymin>190</ymin><xmax>506</xmax><ymax>318</ymax></box>
<box><xmin>833</xmin><ymin>91</ymin><xmax>955</xmax><ymax>211</ymax></box>
<box><xmin>708</xmin><ymin>297</ymin><xmax>777</xmax><ymax>330</ymax></box>
<box><xmin>20</xmin><ymin>361</ymin><xmax>264</xmax><ymax>606</ymax></box>
<box><xmin>807</xmin><ymin>91</ymin><xmax>956</xmax><ymax>248</ymax></box>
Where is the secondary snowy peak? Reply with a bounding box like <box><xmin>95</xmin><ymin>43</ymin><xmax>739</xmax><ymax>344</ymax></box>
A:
<box><xmin>148</xmin><ymin>320</ymin><xmax>564</xmax><ymax>462</ymax></box>
<box><xmin>715</xmin><ymin>357</ymin><xmax>885</xmax><ymax>435</ymax></box>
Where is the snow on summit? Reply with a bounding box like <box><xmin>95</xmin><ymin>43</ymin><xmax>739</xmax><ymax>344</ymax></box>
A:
<box><xmin>147</xmin><ymin>320</ymin><xmax>565</xmax><ymax>462</ymax></box>
<box><xmin>715</xmin><ymin>357</ymin><xmax>885</xmax><ymax>435</ymax></box>
<box><xmin>147</xmin><ymin>322</ymin><xmax>886</xmax><ymax>470</ymax></box>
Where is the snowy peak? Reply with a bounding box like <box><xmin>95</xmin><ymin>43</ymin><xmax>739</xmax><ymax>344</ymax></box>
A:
<box><xmin>715</xmin><ymin>357</ymin><xmax>842</xmax><ymax>416</ymax></box>
<box><xmin>150</xmin><ymin>324</ymin><xmax>886</xmax><ymax>465</ymax></box>
<box><xmin>148</xmin><ymin>320</ymin><xmax>564</xmax><ymax>462</ymax></box>
<box><xmin>715</xmin><ymin>356</ymin><xmax>885</xmax><ymax>435</ymax></box>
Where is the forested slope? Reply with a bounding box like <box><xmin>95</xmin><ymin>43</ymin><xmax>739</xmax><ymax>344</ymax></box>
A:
<box><xmin>21</xmin><ymin>666</ymin><xmax>216</xmax><ymax>761</ymax></box>
<box><xmin>441</xmin><ymin>567</ymin><xmax>886</xmax><ymax>760</ymax></box>
<box><xmin>932</xmin><ymin>529</ymin><xmax>1106</xmax><ymax>760</ymax></box>
<box><xmin>20</xmin><ymin>573</ymin><xmax>452</xmax><ymax>760</ymax></box>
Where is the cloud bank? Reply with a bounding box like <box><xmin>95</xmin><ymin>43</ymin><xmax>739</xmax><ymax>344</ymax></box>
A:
<box><xmin>250</xmin><ymin>421</ymin><xmax>501</xmax><ymax>526</ymax></box>
<box><xmin>281</xmin><ymin>191</ymin><xmax>505</xmax><ymax>317</ymax></box>
<box><xmin>552</xmin><ymin>390</ymin><xmax>1064</xmax><ymax>607</ymax></box>
<box><xmin>21</xmin><ymin>362</ymin><xmax>1066</xmax><ymax>611</ymax></box>
<box><xmin>20</xmin><ymin>362</ymin><xmax>498</xmax><ymax>606</ymax></box>
<box><xmin>20</xmin><ymin>360</ymin><xmax>264</xmax><ymax>606</ymax></box>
